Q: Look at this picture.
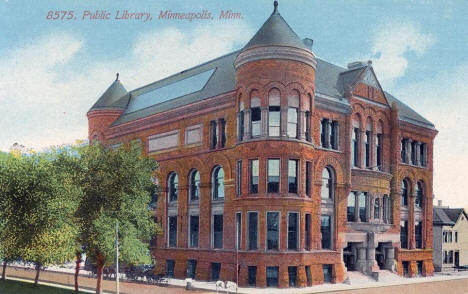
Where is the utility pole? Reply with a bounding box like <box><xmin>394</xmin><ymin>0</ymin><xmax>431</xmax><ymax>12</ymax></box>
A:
<box><xmin>116</xmin><ymin>220</ymin><xmax>119</xmax><ymax>294</ymax></box>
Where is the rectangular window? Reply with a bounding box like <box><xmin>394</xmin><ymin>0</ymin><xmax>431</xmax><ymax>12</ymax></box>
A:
<box><xmin>321</xmin><ymin>215</ymin><xmax>332</xmax><ymax>249</ymax></box>
<box><xmin>400</xmin><ymin>221</ymin><xmax>408</xmax><ymax>249</ymax></box>
<box><xmin>420</xmin><ymin>143</ymin><xmax>426</xmax><ymax>166</ymax></box>
<box><xmin>305</xmin><ymin>111</ymin><xmax>311</xmax><ymax>141</ymax></box>
<box><xmin>288</xmin><ymin>266</ymin><xmax>297</xmax><ymax>287</ymax></box>
<box><xmin>250</xmin><ymin>159</ymin><xmax>259</xmax><ymax>194</ymax></box>
<box><xmin>347</xmin><ymin>193</ymin><xmax>355</xmax><ymax>222</ymax></box>
<box><xmin>211</xmin><ymin>263</ymin><xmax>221</xmax><ymax>281</ymax></box>
<box><xmin>365</xmin><ymin>131</ymin><xmax>371</xmax><ymax>168</ymax></box>
<box><xmin>236</xmin><ymin>160</ymin><xmax>242</xmax><ymax>197</ymax></box>
<box><xmin>267</xmin><ymin>212</ymin><xmax>279</xmax><ymax>250</ymax></box>
<box><xmin>323</xmin><ymin>265</ymin><xmax>332</xmax><ymax>283</ymax></box>
<box><xmin>443</xmin><ymin>250</ymin><xmax>448</xmax><ymax>264</ymax></box>
<box><xmin>168</xmin><ymin>216</ymin><xmax>177</xmax><ymax>247</ymax></box>
<box><xmin>251</xmin><ymin>107</ymin><xmax>261</xmax><ymax>137</ymax></box>
<box><xmin>305</xmin><ymin>214</ymin><xmax>311</xmax><ymax>251</ymax></box>
<box><xmin>449</xmin><ymin>251</ymin><xmax>454</xmax><ymax>263</ymax></box>
<box><xmin>305</xmin><ymin>161</ymin><xmax>311</xmax><ymax>197</ymax></box>
<box><xmin>415</xmin><ymin>221</ymin><xmax>423</xmax><ymax>249</ymax></box>
<box><xmin>449</xmin><ymin>231</ymin><xmax>453</xmax><ymax>243</ymax></box>
<box><xmin>330</xmin><ymin>121</ymin><xmax>339</xmax><ymax>150</ymax></box>
<box><xmin>238</xmin><ymin>111</ymin><xmax>244</xmax><ymax>141</ymax></box>
<box><xmin>320</xmin><ymin>119</ymin><xmax>327</xmax><ymax>147</ymax></box>
<box><xmin>411</xmin><ymin>141</ymin><xmax>417</xmax><ymax>165</ymax></box>
<box><xmin>352</xmin><ymin>128</ymin><xmax>359</xmax><ymax>167</ymax></box>
<box><xmin>248</xmin><ymin>266</ymin><xmax>257</xmax><ymax>286</ymax></box>
<box><xmin>305</xmin><ymin>266</ymin><xmax>312</xmax><ymax>286</ymax></box>
<box><xmin>166</xmin><ymin>260</ymin><xmax>175</xmax><ymax>278</ymax></box>
<box><xmin>248</xmin><ymin>212</ymin><xmax>258</xmax><ymax>250</ymax></box>
<box><xmin>359</xmin><ymin>193</ymin><xmax>367</xmax><ymax>222</ymax></box>
<box><xmin>268</xmin><ymin>106</ymin><xmax>281</xmax><ymax>136</ymax></box>
<box><xmin>402</xmin><ymin>261</ymin><xmax>409</xmax><ymax>276</ymax></box>
<box><xmin>376</xmin><ymin>134</ymin><xmax>382</xmax><ymax>170</ymax></box>
<box><xmin>213</xmin><ymin>214</ymin><xmax>223</xmax><ymax>249</ymax></box>
<box><xmin>187</xmin><ymin>260</ymin><xmax>197</xmax><ymax>279</ymax></box>
<box><xmin>210</xmin><ymin>121</ymin><xmax>218</xmax><ymax>149</ymax></box>
<box><xmin>266</xmin><ymin>266</ymin><xmax>279</xmax><ymax>287</ymax></box>
<box><xmin>267</xmin><ymin>159</ymin><xmax>280</xmax><ymax>193</ymax></box>
<box><xmin>401</xmin><ymin>139</ymin><xmax>407</xmax><ymax>163</ymax></box>
<box><xmin>287</xmin><ymin>107</ymin><xmax>298</xmax><ymax>138</ymax></box>
<box><xmin>189</xmin><ymin>215</ymin><xmax>199</xmax><ymax>248</ymax></box>
<box><xmin>288</xmin><ymin>212</ymin><xmax>299</xmax><ymax>250</ymax></box>
<box><xmin>288</xmin><ymin>159</ymin><xmax>298</xmax><ymax>194</ymax></box>
<box><xmin>417</xmin><ymin>261</ymin><xmax>423</xmax><ymax>276</ymax></box>
<box><xmin>220</xmin><ymin>119</ymin><xmax>226</xmax><ymax>148</ymax></box>
<box><xmin>455</xmin><ymin>231</ymin><xmax>458</xmax><ymax>243</ymax></box>
<box><xmin>236</xmin><ymin>212</ymin><xmax>242</xmax><ymax>249</ymax></box>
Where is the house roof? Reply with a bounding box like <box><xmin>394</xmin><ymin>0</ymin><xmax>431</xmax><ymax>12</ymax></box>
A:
<box><xmin>241</xmin><ymin>1</ymin><xmax>308</xmax><ymax>52</ymax></box>
<box><xmin>442</xmin><ymin>208</ymin><xmax>468</xmax><ymax>223</ymax></box>
<box><xmin>433</xmin><ymin>207</ymin><xmax>456</xmax><ymax>226</ymax></box>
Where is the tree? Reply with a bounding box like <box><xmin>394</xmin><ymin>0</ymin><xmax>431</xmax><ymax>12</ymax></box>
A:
<box><xmin>0</xmin><ymin>151</ymin><xmax>81</xmax><ymax>285</ymax></box>
<box><xmin>75</xmin><ymin>142</ymin><xmax>160</xmax><ymax>294</ymax></box>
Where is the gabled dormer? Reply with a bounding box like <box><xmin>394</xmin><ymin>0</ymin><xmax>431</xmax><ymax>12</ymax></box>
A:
<box><xmin>340</xmin><ymin>61</ymin><xmax>389</xmax><ymax>106</ymax></box>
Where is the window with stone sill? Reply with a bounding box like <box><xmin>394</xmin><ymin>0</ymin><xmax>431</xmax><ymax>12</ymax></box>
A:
<box><xmin>211</xmin><ymin>166</ymin><xmax>224</xmax><ymax>200</ymax></box>
<box><xmin>168</xmin><ymin>172</ymin><xmax>178</xmax><ymax>202</ymax></box>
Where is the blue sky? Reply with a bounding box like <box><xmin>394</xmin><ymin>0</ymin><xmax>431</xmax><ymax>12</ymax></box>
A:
<box><xmin>1</xmin><ymin>0</ymin><xmax>467</xmax><ymax>207</ymax></box>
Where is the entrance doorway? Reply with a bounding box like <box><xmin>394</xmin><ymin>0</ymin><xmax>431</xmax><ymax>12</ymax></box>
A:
<box><xmin>343</xmin><ymin>244</ymin><xmax>357</xmax><ymax>271</ymax></box>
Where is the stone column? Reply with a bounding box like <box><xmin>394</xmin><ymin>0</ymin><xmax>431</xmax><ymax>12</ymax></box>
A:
<box><xmin>297</xmin><ymin>266</ymin><xmax>307</xmax><ymax>288</ymax></box>
<box><xmin>298</xmin><ymin>110</ymin><xmax>305</xmax><ymax>140</ymax></box>
<box><xmin>369</xmin><ymin>193</ymin><xmax>374</xmax><ymax>222</ymax></box>
<box><xmin>355</xmin><ymin>247</ymin><xmax>367</xmax><ymax>272</ymax></box>
<box><xmin>196</xmin><ymin>261</ymin><xmax>211</xmax><ymax>281</ymax></box>
<box><xmin>261</xmin><ymin>107</ymin><xmax>268</xmax><ymax>138</ymax></box>
<box><xmin>324</xmin><ymin>120</ymin><xmax>331</xmax><ymax>148</ymax></box>
<box><xmin>279</xmin><ymin>264</ymin><xmax>289</xmax><ymax>288</ymax></box>
<box><xmin>405</xmin><ymin>139</ymin><xmax>412</xmax><ymax>164</ymax></box>
<box><xmin>408</xmin><ymin>192</ymin><xmax>416</xmax><ymax>249</ymax></box>
<box><xmin>280</xmin><ymin>107</ymin><xmax>288</xmax><ymax>138</ymax></box>
<box><xmin>243</xmin><ymin>109</ymin><xmax>251</xmax><ymax>140</ymax></box>
<box><xmin>384</xmin><ymin>247</ymin><xmax>395</xmax><ymax>271</ymax></box>
<box><xmin>415</xmin><ymin>141</ymin><xmax>421</xmax><ymax>166</ymax></box>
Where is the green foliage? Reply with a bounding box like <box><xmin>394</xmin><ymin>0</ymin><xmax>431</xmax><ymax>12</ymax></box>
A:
<box><xmin>75</xmin><ymin>141</ymin><xmax>160</xmax><ymax>266</ymax></box>
<box><xmin>0</xmin><ymin>151</ymin><xmax>81</xmax><ymax>267</ymax></box>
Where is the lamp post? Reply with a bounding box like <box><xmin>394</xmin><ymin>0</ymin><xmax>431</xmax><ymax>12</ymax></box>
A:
<box><xmin>116</xmin><ymin>221</ymin><xmax>119</xmax><ymax>294</ymax></box>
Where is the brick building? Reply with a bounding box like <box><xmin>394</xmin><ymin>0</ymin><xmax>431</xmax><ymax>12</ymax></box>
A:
<box><xmin>87</xmin><ymin>2</ymin><xmax>437</xmax><ymax>288</ymax></box>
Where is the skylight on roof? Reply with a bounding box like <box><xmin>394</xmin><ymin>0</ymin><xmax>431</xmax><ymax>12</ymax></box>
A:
<box><xmin>126</xmin><ymin>68</ymin><xmax>215</xmax><ymax>113</ymax></box>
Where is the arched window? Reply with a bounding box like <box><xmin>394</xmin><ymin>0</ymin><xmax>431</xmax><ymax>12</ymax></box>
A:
<box><xmin>321</xmin><ymin>167</ymin><xmax>334</xmax><ymax>199</ymax></box>
<box><xmin>238</xmin><ymin>99</ymin><xmax>244</xmax><ymax>141</ymax></box>
<box><xmin>365</xmin><ymin>118</ymin><xmax>373</xmax><ymax>168</ymax></box>
<box><xmin>268</xmin><ymin>88</ymin><xmax>281</xmax><ymax>136</ymax></box>
<box><xmin>168</xmin><ymin>172</ymin><xmax>178</xmax><ymax>202</ymax></box>
<box><xmin>416</xmin><ymin>181</ymin><xmax>424</xmax><ymax>208</ymax></box>
<box><xmin>212</xmin><ymin>166</ymin><xmax>225</xmax><ymax>200</ymax></box>
<box><xmin>189</xmin><ymin>170</ymin><xmax>200</xmax><ymax>201</ymax></box>
<box><xmin>287</xmin><ymin>91</ymin><xmax>299</xmax><ymax>138</ymax></box>
<box><xmin>401</xmin><ymin>179</ymin><xmax>409</xmax><ymax>207</ymax></box>
<box><xmin>374</xmin><ymin>198</ymin><xmax>381</xmax><ymax>219</ymax></box>
<box><xmin>352</xmin><ymin>115</ymin><xmax>361</xmax><ymax>167</ymax></box>
<box><xmin>376</xmin><ymin>121</ymin><xmax>384</xmax><ymax>171</ymax></box>
<box><xmin>250</xmin><ymin>93</ymin><xmax>261</xmax><ymax>138</ymax></box>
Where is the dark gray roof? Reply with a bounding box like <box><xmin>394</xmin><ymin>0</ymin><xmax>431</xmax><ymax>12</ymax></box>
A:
<box><xmin>433</xmin><ymin>208</ymin><xmax>455</xmax><ymax>226</ymax></box>
<box><xmin>384</xmin><ymin>92</ymin><xmax>434</xmax><ymax>128</ymax></box>
<box><xmin>89</xmin><ymin>79</ymin><xmax>128</xmax><ymax>112</ymax></box>
<box><xmin>112</xmin><ymin>51</ymin><xmax>238</xmax><ymax>125</ymax></box>
<box><xmin>241</xmin><ymin>4</ymin><xmax>308</xmax><ymax>52</ymax></box>
<box><xmin>442</xmin><ymin>208</ymin><xmax>468</xmax><ymax>223</ymax></box>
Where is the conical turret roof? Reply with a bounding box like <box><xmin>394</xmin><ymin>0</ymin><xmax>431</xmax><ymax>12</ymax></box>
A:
<box><xmin>89</xmin><ymin>74</ymin><xmax>128</xmax><ymax>112</ymax></box>
<box><xmin>242</xmin><ymin>1</ymin><xmax>308</xmax><ymax>52</ymax></box>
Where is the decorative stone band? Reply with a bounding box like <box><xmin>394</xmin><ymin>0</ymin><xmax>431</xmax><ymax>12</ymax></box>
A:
<box><xmin>234</xmin><ymin>45</ymin><xmax>317</xmax><ymax>69</ymax></box>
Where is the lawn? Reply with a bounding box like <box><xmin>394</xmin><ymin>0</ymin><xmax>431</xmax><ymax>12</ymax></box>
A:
<box><xmin>0</xmin><ymin>279</ymin><xmax>89</xmax><ymax>294</ymax></box>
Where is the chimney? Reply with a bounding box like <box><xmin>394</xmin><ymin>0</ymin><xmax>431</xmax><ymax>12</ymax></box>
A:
<box><xmin>303</xmin><ymin>38</ymin><xmax>313</xmax><ymax>50</ymax></box>
<box><xmin>347</xmin><ymin>61</ymin><xmax>367</xmax><ymax>69</ymax></box>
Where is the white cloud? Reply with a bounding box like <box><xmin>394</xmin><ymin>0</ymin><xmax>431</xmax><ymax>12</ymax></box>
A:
<box><xmin>394</xmin><ymin>61</ymin><xmax>468</xmax><ymax>209</ymax></box>
<box><xmin>0</xmin><ymin>22</ymin><xmax>253</xmax><ymax>152</ymax></box>
<box><xmin>369</xmin><ymin>21</ymin><xmax>435</xmax><ymax>87</ymax></box>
